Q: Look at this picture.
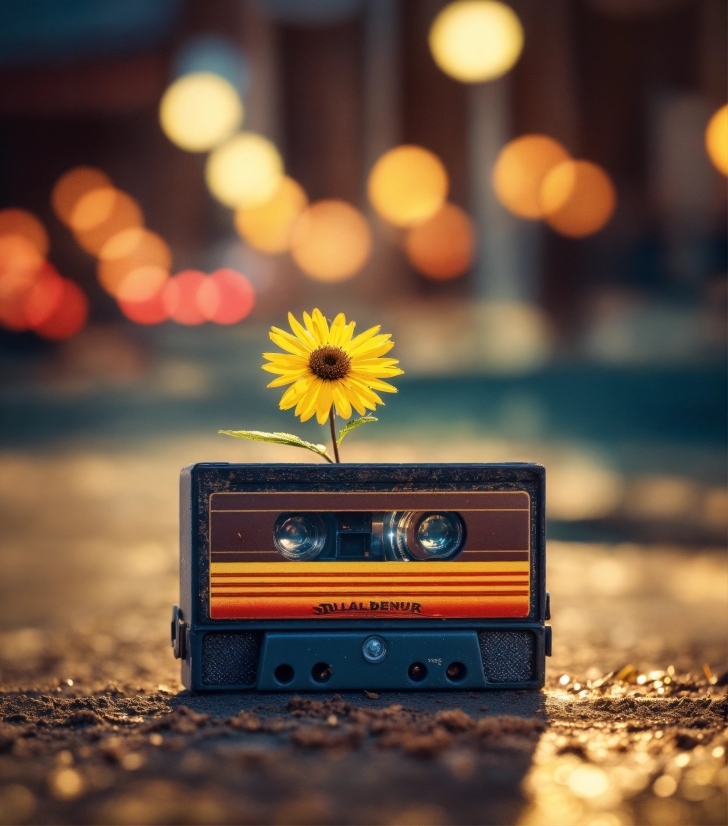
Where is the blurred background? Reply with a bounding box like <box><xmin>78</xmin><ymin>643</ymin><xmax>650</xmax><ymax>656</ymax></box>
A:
<box><xmin>0</xmin><ymin>0</ymin><xmax>725</xmax><ymax>543</ymax></box>
<box><xmin>0</xmin><ymin>4</ymin><xmax>725</xmax><ymax>824</ymax></box>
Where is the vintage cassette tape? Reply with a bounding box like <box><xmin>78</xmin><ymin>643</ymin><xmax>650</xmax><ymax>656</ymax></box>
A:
<box><xmin>173</xmin><ymin>463</ymin><xmax>550</xmax><ymax>691</ymax></box>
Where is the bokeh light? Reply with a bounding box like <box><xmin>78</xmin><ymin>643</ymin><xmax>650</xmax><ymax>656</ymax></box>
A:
<box><xmin>234</xmin><ymin>176</ymin><xmax>308</xmax><ymax>253</ymax></box>
<box><xmin>290</xmin><ymin>199</ymin><xmax>372</xmax><ymax>281</ymax></box>
<box><xmin>23</xmin><ymin>263</ymin><xmax>65</xmax><ymax>329</ymax></box>
<box><xmin>159</xmin><ymin>72</ymin><xmax>243</xmax><ymax>153</ymax></box>
<box><xmin>0</xmin><ymin>209</ymin><xmax>49</xmax><ymax>257</ymax></box>
<box><xmin>162</xmin><ymin>270</ymin><xmax>207</xmax><ymax>325</ymax></box>
<box><xmin>116</xmin><ymin>265</ymin><xmax>169</xmax><ymax>303</ymax></box>
<box><xmin>118</xmin><ymin>288</ymin><xmax>169</xmax><ymax>325</ymax></box>
<box><xmin>540</xmin><ymin>160</ymin><xmax>617</xmax><ymax>237</ymax></box>
<box><xmin>52</xmin><ymin>167</ymin><xmax>113</xmax><ymax>227</ymax></box>
<box><xmin>203</xmin><ymin>269</ymin><xmax>255</xmax><ymax>324</ymax></box>
<box><xmin>405</xmin><ymin>203</ymin><xmax>476</xmax><ymax>279</ymax></box>
<box><xmin>33</xmin><ymin>279</ymin><xmax>88</xmax><ymax>340</ymax></box>
<box><xmin>97</xmin><ymin>230</ymin><xmax>171</xmax><ymax>297</ymax></box>
<box><xmin>705</xmin><ymin>104</ymin><xmax>728</xmax><ymax>176</ymax></box>
<box><xmin>205</xmin><ymin>132</ymin><xmax>284</xmax><ymax>208</ymax></box>
<box><xmin>72</xmin><ymin>189</ymin><xmax>144</xmax><ymax>255</ymax></box>
<box><xmin>0</xmin><ymin>235</ymin><xmax>44</xmax><ymax>300</ymax></box>
<box><xmin>493</xmin><ymin>135</ymin><xmax>571</xmax><ymax>219</ymax></box>
<box><xmin>429</xmin><ymin>1</ymin><xmax>524</xmax><ymax>83</ymax></box>
<box><xmin>368</xmin><ymin>145</ymin><xmax>449</xmax><ymax>227</ymax></box>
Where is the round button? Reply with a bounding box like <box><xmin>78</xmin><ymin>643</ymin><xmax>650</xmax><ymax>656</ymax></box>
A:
<box><xmin>362</xmin><ymin>635</ymin><xmax>387</xmax><ymax>663</ymax></box>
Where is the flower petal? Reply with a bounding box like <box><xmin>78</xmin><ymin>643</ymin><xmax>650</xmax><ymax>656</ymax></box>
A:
<box><xmin>341</xmin><ymin>382</ymin><xmax>367</xmax><ymax>416</ymax></box>
<box><xmin>311</xmin><ymin>308</ymin><xmax>330</xmax><ymax>345</ymax></box>
<box><xmin>315</xmin><ymin>381</ymin><xmax>333</xmax><ymax>424</ymax></box>
<box><xmin>269</xmin><ymin>328</ymin><xmax>311</xmax><ymax>356</ymax></box>
<box><xmin>332</xmin><ymin>384</ymin><xmax>352</xmax><ymax>419</ymax></box>
<box><xmin>344</xmin><ymin>324</ymin><xmax>381</xmax><ymax>355</ymax></box>
<box><xmin>329</xmin><ymin>313</ymin><xmax>347</xmax><ymax>347</ymax></box>
<box><xmin>267</xmin><ymin>370</ymin><xmax>309</xmax><ymax>388</ymax></box>
<box><xmin>346</xmin><ymin>377</ymin><xmax>384</xmax><ymax>408</ymax></box>
<box><xmin>279</xmin><ymin>377</ymin><xmax>313</xmax><ymax>408</ymax></box>
<box><xmin>287</xmin><ymin>313</ymin><xmax>317</xmax><ymax>349</ymax></box>
<box><xmin>348</xmin><ymin>333</ymin><xmax>393</xmax><ymax>358</ymax></box>
<box><xmin>350</xmin><ymin>374</ymin><xmax>399</xmax><ymax>393</ymax></box>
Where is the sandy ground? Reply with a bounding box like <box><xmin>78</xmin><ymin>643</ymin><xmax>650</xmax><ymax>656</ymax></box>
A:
<box><xmin>0</xmin><ymin>438</ymin><xmax>726</xmax><ymax>825</ymax></box>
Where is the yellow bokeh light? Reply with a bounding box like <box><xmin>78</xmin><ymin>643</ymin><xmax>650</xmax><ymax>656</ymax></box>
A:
<box><xmin>205</xmin><ymin>132</ymin><xmax>284</xmax><ymax>208</ymax></box>
<box><xmin>405</xmin><ymin>203</ymin><xmax>475</xmax><ymax>279</ymax></box>
<box><xmin>234</xmin><ymin>176</ymin><xmax>308</xmax><ymax>253</ymax></box>
<box><xmin>0</xmin><ymin>209</ymin><xmax>49</xmax><ymax>258</ymax></box>
<box><xmin>159</xmin><ymin>72</ymin><xmax>243</xmax><ymax>152</ymax></box>
<box><xmin>705</xmin><ymin>104</ymin><xmax>728</xmax><ymax>176</ymax></box>
<box><xmin>368</xmin><ymin>145</ymin><xmax>449</xmax><ymax>227</ymax></box>
<box><xmin>290</xmin><ymin>199</ymin><xmax>372</xmax><ymax>282</ymax></box>
<box><xmin>429</xmin><ymin>1</ymin><xmax>524</xmax><ymax>83</ymax></box>
<box><xmin>493</xmin><ymin>135</ymin><xmax>570</xmax><ymax>219</ymax></box>
<box><xmin>540</xmin><ymin>160</ymin><xmax>617</xmax><ymax>238</ymax></box>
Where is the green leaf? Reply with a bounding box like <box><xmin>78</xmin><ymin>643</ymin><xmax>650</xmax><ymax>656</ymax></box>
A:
<box><xmin>219</xmin><ymin>430</ymin><xmax>331</xmax><ymax>460</ymax></box>
<box><xmin>336</xmin><ymin>416</ymin><xmax>378</xmax><ymax>447</ymax></box>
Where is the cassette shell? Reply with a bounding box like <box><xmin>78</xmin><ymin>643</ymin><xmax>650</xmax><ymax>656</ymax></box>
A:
<box><xmin>176</xmin><ymin>463</ymin><xmax>549</xmax><ymax>692</ymax></box>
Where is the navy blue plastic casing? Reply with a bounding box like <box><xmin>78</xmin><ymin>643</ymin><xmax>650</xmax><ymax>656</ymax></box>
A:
<box><xmin>175</xmin><ymin>463</ymin><xmax>549</xmax><ymax>692</ymax></box>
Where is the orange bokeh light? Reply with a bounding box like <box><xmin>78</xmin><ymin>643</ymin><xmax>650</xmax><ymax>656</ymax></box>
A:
<box><xmin>493</xmin><ymin>135</ymin><xmax>571</xmax><ymax>219</ymax></box>
<box><xmin>73</xmin><ymin>189</ymin><xmax>144</xmax><ymax>256</ymax></box>
<box><xmin>0</xmin><ymin>235</ymin><xmax>44</xmax><ymax>301</ymax></box>
<box><xmin>203</xmin><ymin>269</ymin><xmax>255</xmax><ymax>324</ymax></box>
<box><xmin>405</xmin><ymin>203</ymin><xmax>476</xmax><ymax>279</ymax></box>
<box><xmin>0</xmin><ymin>209</ymin><xmax>50</xmax><ymax>258</ymax></box>
<box><xmin>34</xmin><ymin>279</ymin><xmax>88</xmax><ymax>340</ymax></box>
<box><xmin>116</xmin><ymin>265</ymin><xmax>169</xmax><ymax>303</ymax></box>
<box><xmin>52</xmin><ymin>167</ymin><xmax>113</xmax><ymax>227</ymax></box>
<box><xmin>540</xmin><ymin>160</ymin><xmax>617</xmax><ymax>237</ymax></box>
<box><xmin>290</xmin><ymin>199</ymin><xmax>372</xmax><ymax>281</ymax></box>
<box><xmin>234</xmin><ymin>176</ymin><xmax>308</xmax><ymax>254</ymax></box>
<box><xmin>118</xmin><ymin>288</ymin><xmax>170</xmax><ymax>325</ymax></box>
<box><xmin>368</xmin><ymin>145</ymin><xmax>449</xmax><ymax>227</ymax></box>
<box><xmin>163</xmin><ymin>270</ymin><xmax>207</xmax><ymax>325</ymax></box>
<box><xmin>97</xmin><ymin>230</ymin><xmax>171</xmax><ymax>297</ymax></box>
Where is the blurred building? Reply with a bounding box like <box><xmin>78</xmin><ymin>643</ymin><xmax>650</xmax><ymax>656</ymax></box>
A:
<box><xmin>0</xmin><ymin>0</ymin><xmax>725</xmax><ymax>371</ymax></box>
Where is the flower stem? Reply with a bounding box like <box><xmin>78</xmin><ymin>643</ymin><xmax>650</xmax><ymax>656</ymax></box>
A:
<box><xmin>329</xmin><ymin>408</ymin><xmax>341</xmax><ymax>463</ymax></box>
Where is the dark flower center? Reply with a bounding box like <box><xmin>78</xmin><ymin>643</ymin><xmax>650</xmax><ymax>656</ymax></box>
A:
<box><xmin>308</xmin><ymin>345</ymin><xmax>351</xmax><ymax>381</ymax></box>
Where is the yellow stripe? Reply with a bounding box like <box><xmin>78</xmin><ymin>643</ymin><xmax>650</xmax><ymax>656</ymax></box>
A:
<box><xmin>210</xmin><ymin>561</ymin><xmax>529</xmax><ymax>574</ymax></box>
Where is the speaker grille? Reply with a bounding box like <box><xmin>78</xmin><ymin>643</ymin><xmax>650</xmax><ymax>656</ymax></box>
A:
<box><xmin>202</xmin><ymin>632</ymin><xmax>262</xmax><ymax>686</ymax></box>
<box><xmin>478</xmin><ymin>631</ymin><xmax>535</xmax><ymax>683</ymax></box>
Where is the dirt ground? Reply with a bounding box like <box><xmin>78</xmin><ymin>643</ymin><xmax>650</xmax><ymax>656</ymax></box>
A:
<box><xmin>0</xmin><ymin>437</ymin><xmax>726</xmax><ymax>825</ymax></box>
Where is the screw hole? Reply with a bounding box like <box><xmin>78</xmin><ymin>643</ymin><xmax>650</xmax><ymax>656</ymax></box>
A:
<box><xmin>446</xmin><ymin>661</ymin><xmax>467</xmax><ymax>682</ymax></box>
<box><xmin>274</xmin><ymin>664</ymin><xmax>294</xmax><ymax>684</ymax></box>
<box><xmin>408</xmin><ymin>662</ymin><xmax>428</xmax><ymax>682</ymax></box>
<box><xmin>311</xmin><ymin>662</ymin><xmax>333</xmax><ymax>683</ymax></box>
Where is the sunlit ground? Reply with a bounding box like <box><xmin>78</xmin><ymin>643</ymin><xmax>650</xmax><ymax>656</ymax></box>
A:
<box><xmin>0</xmin><ymin>432</ymin><xmax>725</xmax><ymax>825</ymax></box>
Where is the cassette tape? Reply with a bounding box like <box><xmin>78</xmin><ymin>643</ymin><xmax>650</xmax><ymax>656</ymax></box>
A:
<box><xmin>173</xmin><ymin>463</ymin><xmax>550</xmax><ymax>691</ymax></box>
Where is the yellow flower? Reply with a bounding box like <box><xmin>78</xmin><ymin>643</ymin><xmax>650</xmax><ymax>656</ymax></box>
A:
<box><xmin>262</xmin><ymin>309</ymin><xmax>404</xmax><ymax>424</ymax></box>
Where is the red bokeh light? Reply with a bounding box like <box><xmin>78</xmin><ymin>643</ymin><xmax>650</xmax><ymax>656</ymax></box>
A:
<box><xmin>118</xmin><ymin>287</ymin><xmax>170</xmax><ymax>325</ymax></box>
<box><xmin>24</xmin><ymin>263</ymin><xmax>65</xmax><ymax>328</ymax></box>
<box><xmin>162</xmin><ymin>270</ymin><xmax>207</xmax><ymax>325</ymax></box>
<box><xmin>204</xmin><ymin>269</ymin><xmax>255</xmax><ymax>324</ymax></box>
<box><xmin>34</xmin><ymin>279</ymin><xmax>89</xmax><ymax>340</ymax></box>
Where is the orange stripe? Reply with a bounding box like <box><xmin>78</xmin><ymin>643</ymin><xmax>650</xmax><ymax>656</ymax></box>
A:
<box><xmin>211</xmin><ymin>590</ymin><xmax>529</xmax><ymax>597</ymax></box>
<box><xmin>210</xmin><ymin>571</ymin><xmax>529</xmax><ymax>578</ymax></box>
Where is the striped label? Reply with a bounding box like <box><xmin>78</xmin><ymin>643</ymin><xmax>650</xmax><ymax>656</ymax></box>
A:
<box><xmin>207</xmin><ymin>489</ymin><xmax>531</xmax><ymax>620</ymax></box>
